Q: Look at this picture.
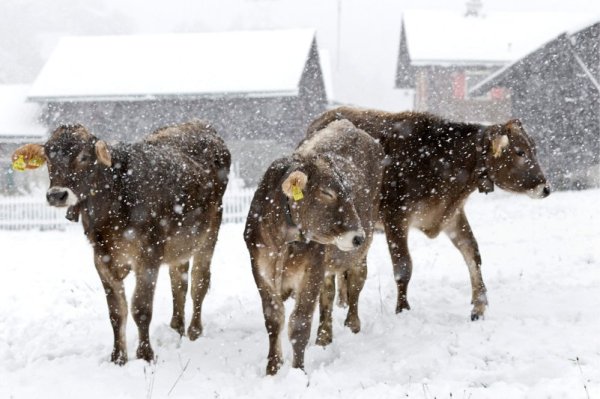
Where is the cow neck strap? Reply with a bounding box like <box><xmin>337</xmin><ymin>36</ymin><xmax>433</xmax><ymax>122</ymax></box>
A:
<box><xmin>476</xmin><ymin>127</ymin><xmax>494</xmax><ymax>194</ymax></box>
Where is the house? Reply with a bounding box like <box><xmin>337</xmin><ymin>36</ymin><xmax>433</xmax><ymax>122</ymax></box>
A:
<box><xmin>0</xmin><ymin>85</ymin><xmax>47</xmax><ymax>194</ymax></box>
<box><xmin>27</xmin><ymin>29</ymin><xmax>329</xmax><ymax>185</ymax></box>
<box><xmin>470</xmin><ymin>21</ymin><xmax>600</xmax><ymax>190</ymax></box>
<box><xmin>395</xmin><ymin>9</ymin><xmax>591</xmax><ymax>124</ymax></box>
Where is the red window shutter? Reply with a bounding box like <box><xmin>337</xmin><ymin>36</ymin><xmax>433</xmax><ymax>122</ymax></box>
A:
<box><xmin>490</xmin><ymin>87</ymin><xmax>506</xmax><ymax>100</ymax></box>
<box><xmin>453</xmin><ymin>73</ymin><xmax>466</xmax><ymax>99</ymax></box>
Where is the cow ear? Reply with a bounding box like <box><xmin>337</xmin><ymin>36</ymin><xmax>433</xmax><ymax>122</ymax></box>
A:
<box><xmin>282</xmin><ymin>170</ymin><xmax>308</xmax><ymax>200</ymax></box>
<box><xmin>492</xmin><ymin>135</ymin><xmax>509</xmax><ymax>158</ymax></box>
<box><xmin>507</xmin><ymin>119</ymin><xmax>524</xmax><ymax>134</ymax></box>
<box><xmin>95</xmin><ymin>140</ymin><xmax>112</xmax><ymax>167</ymax></box>
<box><xmin>12</xmin><ymin>143</ymin><xmax>46</xmax><ymax>171</ymax></box>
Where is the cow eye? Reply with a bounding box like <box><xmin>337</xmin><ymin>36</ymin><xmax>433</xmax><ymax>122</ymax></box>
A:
<box><xmin>515</xmin><ymin>148</ymin><xmax>525</xmax><ymax>157</ymax></box>
<box><xmin>319</xmin><ymin>189</ymin><xmax>336</xmax><ymax>199</ymax></box>
<box><xmin>77</xmin><ymin>152</ymin><xmax>91</xmax><ymax>163</ymax></box>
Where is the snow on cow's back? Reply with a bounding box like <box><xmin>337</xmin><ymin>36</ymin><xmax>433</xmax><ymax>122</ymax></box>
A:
<box><xmin>296</xmin><ymin>119</ymin><xmax>375</xmax><ymax>158</ymax></box>
<box><xmin>145</xmin><ymin>119</ymin><xmax>230</xmax><ymax>167</ymax></box>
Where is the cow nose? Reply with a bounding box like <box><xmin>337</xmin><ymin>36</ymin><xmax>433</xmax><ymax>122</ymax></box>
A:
<box><xmin>352</xmin><ymin>234</ymin><xmax>365</xmax><ymax>248</ymax></box>
<box><xmin>47</xmin><ymin>189</ymin><xmax>68</xmax><ymax>203</ymax></box>
<box><xmin>542</xmin><ymin>186</ymin><xmax>551</xmax><ymax>197</ymax></box>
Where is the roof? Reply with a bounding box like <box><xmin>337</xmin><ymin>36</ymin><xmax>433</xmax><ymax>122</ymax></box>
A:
<box><xmin>28</xmin><ymin>29</ymin><xmax>318</xmax><ymax>102</ymax></box>
<box><xmin>469</xmin><ymin>21</ymin><xmax>600</xmax><ymax>96</ymax></box>
<box><xmin>0</xmin><ymin>85</ymin><xmax>46</xmax><ymax>140</ymax></box>
<box><xmin>402</xmin><ymin>10</ymin><xmax>595</xmax><ymax>65</ymax></box>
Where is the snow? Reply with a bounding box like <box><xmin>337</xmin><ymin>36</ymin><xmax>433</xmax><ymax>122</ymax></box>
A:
<box><xmin>28</xmin><ymin>29</ymin><xmax>316</xmax><ymax>101</ymax></box>
<box><xmin>403</xmin><ymin>10</ymin><xmax>595</xmax><ymax>64</ymax></box>
<box><xmin>1</xmin><ymin>188</ymin><xmax>598</xmax><ymax>398</ymax></box>
<box><xmin>0</xmin><ymin>85</ymin><xmax>46</xmax><ymax>139</ymax></box>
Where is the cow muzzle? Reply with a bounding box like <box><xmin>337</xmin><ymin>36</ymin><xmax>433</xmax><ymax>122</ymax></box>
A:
<box><xmin>334</xmin><ymin>230</ymin><xmax>366</xmax><ymax>252</ymax></box>
<box><xmin>528</xmin><ymin>183</ymin><xmax>551</xmax><ymax>199</ymax></box>
<box><xmin>46</xmin><ymin>187</ymin><xmax>78</xmax><ymax>207</ymax></box>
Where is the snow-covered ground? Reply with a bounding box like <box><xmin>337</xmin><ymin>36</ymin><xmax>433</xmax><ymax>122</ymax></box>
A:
<box><xmin>0</xmin><ymin>189</ymin><xmax>598</xmax><ymax>398</ymax></box>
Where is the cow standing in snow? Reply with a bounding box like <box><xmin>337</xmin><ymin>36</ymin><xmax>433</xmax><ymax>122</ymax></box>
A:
<box><xmin>12</xmin><ymin>121</ymin><xmax>230</xmax><ymax>364</ymax></box>
<box><xmin>244</xmin><ymin>120</ymin><xmax>384</xmax><ymax>375</ymax></box>
<box><xmin>308</xmin><ymin>107</ymin><xmax>550</xmax><ymax>321</ymax></box>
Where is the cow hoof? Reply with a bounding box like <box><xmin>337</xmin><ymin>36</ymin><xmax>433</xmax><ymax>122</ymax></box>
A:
<box><xmin>344</xmin><ymin>314</ymin><xmax>361</xmax><ymax>334</ymax></box>
<box><xmin>266</xmin><ymin>358</ymin><xmax>283</xmax><ymax>376</ymax></box>
<box><xmin>470</xmin><ymin>309</ymin><xmax>486</xmax><ymax>321</ymax></box>
<box><xmin>315</xmin><ymin>331</ymin><xmax>332</xmax><ymax>347</ymax></box>
<box><xmin>471</xmin><ymin>301</ymin><xmax>487</xmax><ymax>321</ymax></box>
<box><xmin>187</xmin><ymin>324</ymin><xmax>203</xmax><ymax>341</ymax></box>
<box><xmin>170</xmin><ymin>318</ymin><xmax>185</xmax><ymax>336</ymax></box>
<box><xmin>136</xmin><ymin>344</ymin><xmax>155</xmax><ymax>362</ymax></box>
<box><xmin>111</xmin><ymin>349</ymin><xmax>128</xmax><ymax>365</ymax></box>
<box><xmin>395</xmin><ymin>301</ymin><xmax>411</xmax><ymax>314</ymax></box>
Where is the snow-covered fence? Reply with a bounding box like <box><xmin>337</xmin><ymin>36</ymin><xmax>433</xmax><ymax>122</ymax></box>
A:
<box><xmin>221</xmin><ymin>187</ymin><xmax>255</xmax><ymax>224</ymax></box>
<box><xmin>0</xmin><ymin>186</ymin><xmax>256</xmax><ymax>230</ymax></box>
<box><xmin>0</xmin><ymin>196</ymin><xmax>71</xmax><ymax>230</ymax></box>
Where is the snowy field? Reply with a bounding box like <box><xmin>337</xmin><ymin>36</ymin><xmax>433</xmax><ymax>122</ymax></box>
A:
<box><xmin>0</xmin><ymin>189</ymin><xmax>598</xmax><ymax>398</ymax></box>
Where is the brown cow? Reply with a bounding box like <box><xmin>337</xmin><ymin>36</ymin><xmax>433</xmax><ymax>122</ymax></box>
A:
<box><xmin>244</xmin><ymin>120</ymin><xmax>384</xmax><ymax>375</ymax></box>
<box><xmin>308</xmin><ymin>107</ymin><xmax>550</xmax><ymax>321</ymax></box>
<box><xmin>13</xmin><ymin>121</ymin><xmax>230</xmax><ymax>364</ymax></box>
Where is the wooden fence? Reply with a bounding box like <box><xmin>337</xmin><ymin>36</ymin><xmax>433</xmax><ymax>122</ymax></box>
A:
<box><xmin>0</xmin><ymin>187</ymin><xmax>256</xmax><ymax>230</ymax></box>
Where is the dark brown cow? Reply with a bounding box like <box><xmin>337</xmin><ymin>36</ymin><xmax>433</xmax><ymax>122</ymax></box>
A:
<box><xmin>13</xmin><ymin>120</ymin><xmax>230</xmax><ymax>364</ymax></box>
<box><xmin>308</xmin><ymin>107</ymin><xmax>550</xmax><ymax>320</ymax></box>
<box><xmin>244</xmin><ymin>120</ymin><xmax>384</xmax><ymax>375</ymax></box>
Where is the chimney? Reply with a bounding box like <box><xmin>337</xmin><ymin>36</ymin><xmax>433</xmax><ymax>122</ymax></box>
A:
<box><xmin>465</xmin><ymin>0</ymin><xmax>483</xmax><ymax>17</ymax></box>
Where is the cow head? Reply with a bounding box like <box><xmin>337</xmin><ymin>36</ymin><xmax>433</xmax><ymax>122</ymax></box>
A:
<box><xmin>12</xmin><ymin>124</ymin><xmax>112</xmax><ymax>207</ymax></box>
<box><xmin>484</xmin><ymin>119</ymin><xmax>550</xmax><ymax>199</ymax></box>
<box><xmin>281</xmin><ymin>156</ymin><xmax>365</xmax><ymax>251</ymax></box>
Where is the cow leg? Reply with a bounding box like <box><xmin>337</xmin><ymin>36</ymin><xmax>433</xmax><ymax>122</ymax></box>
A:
<box><xmin>188</xmin><ymin>215</ymin><xmax>222</xmax><ymax>341</ymax></box>
<box><xmin>344</xmin><ymin>258</ymin><xmax>367</xmax><ymax>333</ymax></box>
<box><xmin>169</xmin><ymin>261</ymin><xmax>189</xmax><ymax>336</ymax></box>
<box><xmin>260</xmin><ymin>285</ymin><xmax>285</xmax><ymax>375</ymax></box>
<box><xmin>289</xmin><ymin>258</ymin><xmax>324</xmax><ymax>371</ymax></box>
<box><xmin>445</xmin><ymin>208</ymin><xmax>488</xmax><ymax>321</ymax></box>
<box><xmin>316</xmin><ymin>273</ymin><xmax>335</xmax><ymax>346</ymax></box>
<box><xmin>336</xmin><ymin>271</ymin><xmax>348</xmax><ymax>307</ymax></box>
<box><xmin>132</xmin><ymin>262</ymin><xmax>160</xmax><ymax>362</ymax></box>
<box><xmin>384</xmin><ymin>218</ymin><xmax>412</xmax><ymax>313</ymax></box>
<box><xmin>94</xmin><ymin>251</ymin><xmax>129</xmax><ymax>365</ymax></box>
<box><xmin>251</xmin><ymin>256</ymin><xmax>285</xmax><ymax>375</ymax></box>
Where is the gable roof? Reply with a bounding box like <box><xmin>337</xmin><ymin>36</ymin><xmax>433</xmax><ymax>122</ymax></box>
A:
<box><xmin>401</xmin><ymin>10</ymin><xmax>594</xmax><ymax>66</ymax></box>
<box><xmin>28</xmin><ymin>29</ymin><xmax>317</xmax><ymax>102</ymax></box>
<box><xmin>469</xmin><ymin>21</ymin><xmax>600</xmax><ymax>96</ymax></box>
<box><xmin>0</xmin><ymin>85</ymin><xmax>46</xmax><ymax>140</ymax></box>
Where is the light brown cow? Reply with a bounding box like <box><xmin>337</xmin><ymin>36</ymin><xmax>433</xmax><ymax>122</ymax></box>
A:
<box><xmin>244</xmin><ymin>120</ymin><xmax>384</xmax><ymax>375</ymax></box>
<box><xmin>13</xmin><ymin>121</ymin><xmax>230</xmax><ymax>364</ymax></box>
<box><xmin>308</xmin><ymin>107</ymin><xmax>550</xmax><ymax>321</ymax></box>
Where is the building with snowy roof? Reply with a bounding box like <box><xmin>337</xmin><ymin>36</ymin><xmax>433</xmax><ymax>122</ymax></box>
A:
<box><xmin>28</xmin><ymin>29</ymin><xmax>329</xmax><ymax>185</ymax></box>
<box><xmin>0</xmin><ymin>85</ymin><xmax>47</xmax><ymax>194</ymax></box>
<box><xmin>395</xmin><ymin>9</ymin><xmax>592</xmax><ymax>124</ymax></box>
<box><xmin>470</xmin><ymin>21</ymin><xmax>600</xmax><ymax>190</ymax></box>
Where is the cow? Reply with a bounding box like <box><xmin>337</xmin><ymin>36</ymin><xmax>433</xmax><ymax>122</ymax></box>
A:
<box><xmin>244</xmin><ymin>119</ymin><xmax>384</xmax><ymax>375</ymax></box>
<box><xmin>307</xmin><ymin>107</ymin><xmax>550</xmax><ymax>321</ymax></box>
<box><xmin>12</xmin><ymin>120</ymin><xmax>230</xmax><ymax>364</ymax></box>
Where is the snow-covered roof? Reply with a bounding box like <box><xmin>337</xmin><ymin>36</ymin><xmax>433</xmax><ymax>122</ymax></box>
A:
<box><xmin>29</xmin><ymin>29</ymin><xmax>318</xmax><ymax>101</ymax></box>
<box><xmin>0</xmin><ymin>85</ymin><xmax>46</xmax><ymax>140</ymax></box>
<box><xmin>469</xmin><ymin>20</ymin><xmax>600</xmax><ymax>96</ymax></box>
<box><xmin>403</xmin><ymin>10</ymin><xmax>595</xmax><ymax>65</ymax></box>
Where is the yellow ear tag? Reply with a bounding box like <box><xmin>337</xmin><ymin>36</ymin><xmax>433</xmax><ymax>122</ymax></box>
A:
<box><xmin>12</xmin><ymin>155</ymin><xmax>27</xmax><ymax>171</ymax></box>
<box><xmin>291</xmin><ymin>184</ymin><xmax>304</xmax><ymax>201</ymax></box>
